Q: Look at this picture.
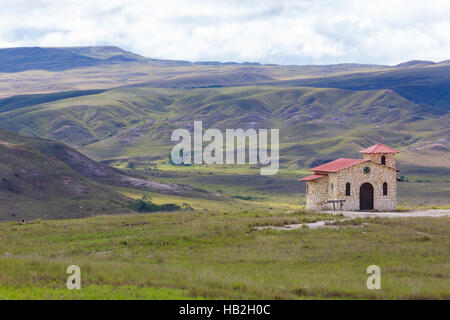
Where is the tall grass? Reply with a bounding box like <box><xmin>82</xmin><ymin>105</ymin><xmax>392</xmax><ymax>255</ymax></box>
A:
<box><xmin>0</xmin><ymin>211</ymin><xmax>448</xmax><ymax>299</ymax></box>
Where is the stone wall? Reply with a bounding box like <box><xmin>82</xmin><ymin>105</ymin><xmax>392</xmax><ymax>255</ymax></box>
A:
<box><xmin>363</xmin><ymin>153</ymin><xmax>396</xmax><ymax>169</ymax></box>
<box><xmin>305</xmin><ymin>176</ymin><xmax>329</xmax><ymax>210</ymax></box>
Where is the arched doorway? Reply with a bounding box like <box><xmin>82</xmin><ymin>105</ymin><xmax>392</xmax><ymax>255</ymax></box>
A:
<box><xmin>360</xmin><ymin>183</ymin><xmax>374</xmax><ymax>210</ymax></box>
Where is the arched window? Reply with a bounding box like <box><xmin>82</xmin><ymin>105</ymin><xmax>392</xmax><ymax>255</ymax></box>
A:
<box><xmin>345</xmin><ymin>183</ymin><xmax>351</xmax><ymax>196</ymax></box>
<box><xmin>381</xmin><ymin>155</ymin><xmax>386</xmax><ymax>165</ymax></box>
<box><xmin>383</xmin><ymin>182</ymin><xmax>388</xmax><ymax>196</ymax></box>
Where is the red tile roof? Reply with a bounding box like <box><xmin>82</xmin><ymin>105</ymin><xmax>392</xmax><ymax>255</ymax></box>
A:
<box><xmin>298</xmin><ymin>174</ymin><xmax>327</xmax><ymax>181</ymax></box>
<box><xmin>310</xmin><ymin>158</ymin><xmax>364</xmax><ymax>172</ymax></box>
<box><xmin>360</xmin><ymin>143</ymin><xmax>398</xmax><ymax>154</ymax></box>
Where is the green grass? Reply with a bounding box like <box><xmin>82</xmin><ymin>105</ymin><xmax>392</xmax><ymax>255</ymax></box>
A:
<box><xmin>0</xmin><ymin>89</ymin><xmax>106</xmax><ymax>113</ymax></box>
<box><xmin>0</xmin><ymin>284</ymin><xmax>194</xmax><ymax>300</ymax></box>
<box><xmin>397</xmin><ymin>182</ymin><xmax>450</xmax><ymax>208</ymax></box>
<box><xmin>115</xmin><ymin>165</ymin><xmax>307</xmax><ymax>212</ymax></box>
<box><xmin>0</xmin><ymin>211</ymin><xmax>448</xmax><ymax>299</ymax></box>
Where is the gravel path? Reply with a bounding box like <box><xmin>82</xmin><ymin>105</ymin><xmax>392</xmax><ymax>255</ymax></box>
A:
<box><xmin>255</xmin><ymin>209</ymin><xmax>450</xmax><ymax>231</ymax></box>
<box><xmin>323</xmin><ymin>209</ymin><xmax>450</xmax><ymax>218</ymax></box>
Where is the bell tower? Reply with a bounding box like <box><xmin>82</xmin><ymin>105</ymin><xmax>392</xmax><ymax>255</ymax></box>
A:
<box><xmin>360</xmin><ymin>143</ymin><xmax>398</xmax><ymax>169</ymax></box>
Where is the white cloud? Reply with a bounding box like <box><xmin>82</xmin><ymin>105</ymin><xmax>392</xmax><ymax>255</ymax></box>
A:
<box><xmin>0</xmin><ymin>0</ymin><xmax>449</xmax><ymax>65</ymax></box>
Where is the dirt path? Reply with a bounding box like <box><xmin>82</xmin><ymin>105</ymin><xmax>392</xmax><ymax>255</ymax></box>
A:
<box><xmin>323</xmin><ymin>209</ymin><xmax>450</xmax><ymax>218</ymax></box>
<box><xmin>255</xmin><ymin>209</ymin><xmax>450</xmax><ymax>231</ymax></box>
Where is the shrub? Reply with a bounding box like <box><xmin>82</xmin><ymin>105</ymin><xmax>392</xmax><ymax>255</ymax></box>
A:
<box><xmin>128</xmin><ymin>197</ymin><xmax>191</xmax><ymax>213</ymax></box>
<box><xmin>231</xmin><ymin>195</ymin><xmax>264</xmax><ymax>201</ymax></box>
<box><xmin>181</xmin><ymin>203</ymin><xmax>194</xmax><ymax>211</ymax></box>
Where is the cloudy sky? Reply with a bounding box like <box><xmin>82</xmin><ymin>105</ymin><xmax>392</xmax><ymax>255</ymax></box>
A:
<box><xmin>1</xmin><ymin>0</ymin><xmax>450</xmax><ymax>65</ymax></box>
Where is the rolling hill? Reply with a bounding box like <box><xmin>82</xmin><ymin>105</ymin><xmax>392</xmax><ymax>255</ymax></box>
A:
<box><xmin>0</xmin><ymin>85</ymin><xmax>447</xmax><ymax>174</ymax></box>
<box><xmin>0</xmin><ymin>47</ymin><xmax>389</xmax><ymax>99</ymax></box>
<box><xmin>0</xmin><ymin>129</ymin><xmax>134</xmax><ymax>221</ymax></box>
<box><xmin>0</xmin><ymin>129</ymin><xmax>218</xmax><ymax>221</ymax></box>
<box><xmin>263</xmin><ymin>62</ymin><xmax>450</xmax><ymax>109</ymax></box>
<box><xmin>0</xmin><ymin>46</ymin><xmax>448</xmax><ymax>213</ymax></box>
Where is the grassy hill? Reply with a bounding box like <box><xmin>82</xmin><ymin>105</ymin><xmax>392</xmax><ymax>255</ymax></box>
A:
<box><xmin>264</xmin><ymin>62</ymin><xmax>450</xmax><ymax>109</ymax></box>
<box><xmin>0</xmin><ymin>89</ymin><xmax>106</xmax><ymax>113</ymax></box>
<box><xmin>0</xmin><ymin>129</ymin><xmax>222</xmax><ymax>221</ymax></box>
<box><xmin>0</xmin><ymin>85</ymin><xmax>447</xmax><ymax>169</ymax></box>
<box><xmin>0</xmin><ymin>47</ymin><xmax>388</xmax><ymax>99</ymax></box>
<box><xmin>0</xmin><ymin>129</ymin><xmax>135</xmax><ymax>221</ymax></box>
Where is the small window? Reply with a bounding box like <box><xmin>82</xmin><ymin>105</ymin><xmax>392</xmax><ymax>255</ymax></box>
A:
<box><xmin>383</xmin><ymin>182</ymin><xmax>388</xmax><ymax>196</ymax></box>
<box><xmin>363</xmin><ymin>167</ymin><xmax>371</xmax><ymax>174</ymax></box>
<box><xmin>331</xmin><ymin>183</ymin><xmax>334</xmax><ymax>190</ymax></box>
<box><xmin>381</xmin><ymin>156</ymin><xmax>386</xmax><ymax>165</ymax></box>
<box><xmin>345</xmin><ymin>183</ymin><xmax>351</xmax><ymax>196</ymax></box>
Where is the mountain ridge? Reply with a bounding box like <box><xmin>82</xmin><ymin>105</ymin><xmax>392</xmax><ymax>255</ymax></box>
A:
<box><xmin>0</xmin><ymin>85</ymin><xmax>447</xmax><ymax>175</ymax></box>
<box><xmin>3</xmin><ymin>46</ymin><xmax>446</xmax><ymax>73</ymax></box>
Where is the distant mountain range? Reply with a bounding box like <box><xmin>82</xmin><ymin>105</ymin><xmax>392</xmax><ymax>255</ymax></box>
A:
<box><xmin>3</xmin><ymin>46</ymin><xmax>448</xmax><ymax>73</ymax></box>
<box><xmin>0</xmin><ymin>46</ymin><xmax>194</xmax><ymax>72</ymax></box>
<box><xmin>2</xmin><ymin>46</ymin><xmax>449</xmax><ymax>108</ymax></box>
<box><xmin>0</xmin><ymin>46</ymin><xmax>272</xmax><ymax>72</ymax></box>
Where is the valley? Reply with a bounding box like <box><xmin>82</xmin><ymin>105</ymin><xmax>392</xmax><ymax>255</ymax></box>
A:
<box><xmin>0</xmin><ymin>46</ymin><xmax>449</xmax><ymax>219</ymax></box>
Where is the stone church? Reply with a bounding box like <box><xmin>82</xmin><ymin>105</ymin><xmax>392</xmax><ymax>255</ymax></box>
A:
<box><xmin>299</xmin><ymin>143</ymin><xmax>398</xmax><ymax>211</ymax></box>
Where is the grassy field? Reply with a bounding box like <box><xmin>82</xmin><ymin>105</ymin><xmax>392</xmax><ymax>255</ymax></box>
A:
<box><xmin>0</xmin><ymin>210</ymin><xmax>448</xmax><ymax>299</ymax></box>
